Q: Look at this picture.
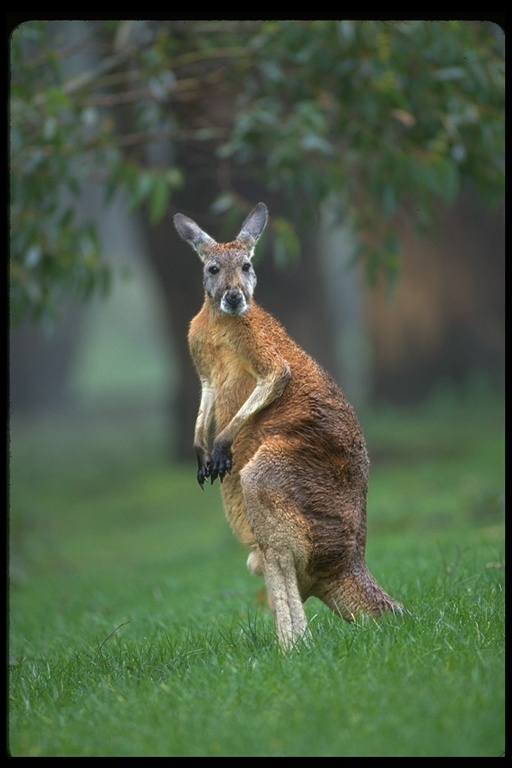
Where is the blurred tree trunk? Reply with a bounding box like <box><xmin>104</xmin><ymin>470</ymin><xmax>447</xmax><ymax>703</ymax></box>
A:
<box><xmin>317</xmin><ymin>199</ymin><xmax>372</xmax><ymax>408</ymax></box>
<box><xmin>9</xmin><ymin>308</ymin><xmax>85</xmax><ymax>413</ymax></box>
<box><xmin>367</xmin><ymin>190</ymin><xmax>505</xmax><ymax>403</ymax></box>
<box><xmin>140</xmin><ymin>210</ymin><xmax>204</xmax><ymax>462</ymax></box>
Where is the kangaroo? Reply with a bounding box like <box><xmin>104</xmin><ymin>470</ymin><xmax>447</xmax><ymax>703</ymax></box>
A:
<box><xmin>173</xmin><ymin>202</ymin><xmax>403</xmax><ymax>649</ymax></box>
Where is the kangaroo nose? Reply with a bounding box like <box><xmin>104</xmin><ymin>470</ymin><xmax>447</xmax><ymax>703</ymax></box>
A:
<box><xmin>225</xmin><ymin>289</ymin><xmax>242</xmax><ymax>308</ymax></box>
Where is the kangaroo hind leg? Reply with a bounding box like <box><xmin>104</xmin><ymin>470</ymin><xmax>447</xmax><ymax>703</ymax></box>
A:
<box><xmin>241</xmin><ymin>450</ymin><xmax>311</xmax><ymax>650</ymax></box>
<box><xmin>263</xmin><ymin>547</ymin><xmax>309</xmax><ymax>650</ymax></box>
<box><xmin>319</xmin><ymin>568</ymin><xmax>404</xmax><ymax>622</ymax></box>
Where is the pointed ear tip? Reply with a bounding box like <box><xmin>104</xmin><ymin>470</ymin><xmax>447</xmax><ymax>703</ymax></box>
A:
<box><xmin>254</xmin><ymin>202</ymin><xmax>268</xmax><ymax>222</ymax></box>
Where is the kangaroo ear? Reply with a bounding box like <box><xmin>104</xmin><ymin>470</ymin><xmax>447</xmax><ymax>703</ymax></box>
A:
<box><xmin>237</xmin><ymin>202</ymin><xmax>268</xmax><ymax>249</ymax></box>
<box><xmin>174</xmin><ymin>213</ymin><xmax>217</xmax><ymax>261</ymax></box>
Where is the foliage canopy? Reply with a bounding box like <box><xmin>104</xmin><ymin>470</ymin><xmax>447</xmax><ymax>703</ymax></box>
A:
<box><xmin>9</xmin><ymin>19</ymin><xmax>504</xmax><ymax>323</ymax></box>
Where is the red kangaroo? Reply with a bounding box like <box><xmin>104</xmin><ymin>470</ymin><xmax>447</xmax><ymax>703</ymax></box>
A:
<box><xmin>174</xmin><ymin>202</ymin><xmax>403</xmax><ymax>649</ymax></box>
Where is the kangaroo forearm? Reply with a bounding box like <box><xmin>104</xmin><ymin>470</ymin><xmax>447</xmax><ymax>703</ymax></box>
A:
<box><xmin>193</xmin><ymin>379</ymin><xmax>215</xmax><ymax>455</ymax></box>
<box><xmin>215</xmin><ymin>367</ymin><xmax>290</xmax><ymax>449</ymax></box>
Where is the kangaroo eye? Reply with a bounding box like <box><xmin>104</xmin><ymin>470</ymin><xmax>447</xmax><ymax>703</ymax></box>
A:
<box><xmin>208</xmin><ymin>265</ymin><xmax>220</xmax><ymax>275</ymax></box>
<box><xmin>242</xmin><ymin>262</ymin><xmax>251</xmax><ymax>272</ymax></box>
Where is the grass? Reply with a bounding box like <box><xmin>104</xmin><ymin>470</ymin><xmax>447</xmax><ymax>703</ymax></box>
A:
<box><xmin>8</xmin><ymin>386</ymin><xmax>504</xmax><ymax>757</ymax></box>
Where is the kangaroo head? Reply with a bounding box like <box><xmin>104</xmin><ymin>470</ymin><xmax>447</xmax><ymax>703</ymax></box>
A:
<box><xmin>174</xmin><ymin>202</ymin><xmax>268</xmax><ymax>316</ymax></box>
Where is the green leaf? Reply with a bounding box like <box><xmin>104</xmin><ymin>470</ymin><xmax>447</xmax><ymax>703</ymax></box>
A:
<box><xmin>164</xmin><ymin>167</ymin><xmax>183</xmax><ymax>189</ymax></box>
<box><xmin>210</xmin><ymin>193</ymin><xmax>237</xmax><ymax>215</ymax></box>
<box><xmin>130</xmin><ymin>171</ymin><xmax>153</xmax><ymax>209</ymax></box>
<box><xmin>148</xmin><ymin>174</ymin><xmax>171</xmax><ymax>223</ymax></box>
<box><xmin>432</xmin><ymin>66</ymin><xmax>466</xmax><ymax>81</ymax></box>
<box><xmin>271</xmin><ymin>216</ymin><xmax>301</xmax><ymax>267</ymax></box>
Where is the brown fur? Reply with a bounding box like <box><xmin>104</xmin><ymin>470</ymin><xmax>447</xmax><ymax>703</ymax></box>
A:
<box><xmin>174</xmin><ymin>203</ymin><xmax>403</xmax><ymax>649</ymax></box>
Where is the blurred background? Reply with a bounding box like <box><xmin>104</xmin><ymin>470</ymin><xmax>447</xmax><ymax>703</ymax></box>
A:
<box><xmin>9</xmin><ymin>19</ymin><xmax>504</xmax><ymax>462</ymax></box>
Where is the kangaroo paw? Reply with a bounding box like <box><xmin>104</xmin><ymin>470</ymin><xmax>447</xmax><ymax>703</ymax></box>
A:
<box><xmin>210</xmin><ymin>444</ymin><xmax>232</xmax><ymax>483</ymax></box>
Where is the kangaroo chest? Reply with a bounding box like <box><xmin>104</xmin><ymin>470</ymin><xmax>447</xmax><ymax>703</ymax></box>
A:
<box><xmin>189</xmin><ymin>311</ymin><xmax>257</xmax><ymax>429</ymax></box>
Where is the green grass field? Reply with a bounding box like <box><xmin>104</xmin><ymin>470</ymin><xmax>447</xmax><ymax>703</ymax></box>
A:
<box><xmin>9</xmin><ymin>386</ymin><xmax>504</xmax><ymax>757</ymax></box>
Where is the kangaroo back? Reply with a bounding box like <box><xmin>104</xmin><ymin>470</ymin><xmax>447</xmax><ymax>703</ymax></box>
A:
<box><xmin>174</xmin><ymin>203</ymin><xmax>403</xmax><ymax>649</ymax></box>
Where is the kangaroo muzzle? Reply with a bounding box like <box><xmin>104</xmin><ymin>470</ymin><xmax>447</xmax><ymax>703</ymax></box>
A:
<box><xmin>221</xmin><ymin>288</ymin><xmax>247</xmax><ymax>315</ymax></box>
